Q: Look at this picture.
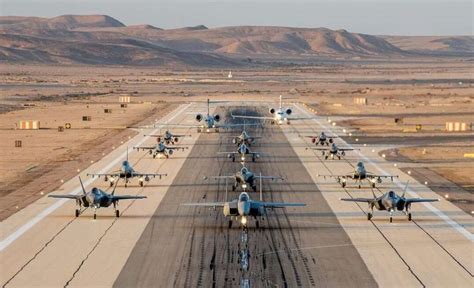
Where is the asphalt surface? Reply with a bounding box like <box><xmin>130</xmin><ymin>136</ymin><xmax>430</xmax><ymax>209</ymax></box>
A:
<box><xmin>114</xmin><ymin>107</ymin><xmax>376</xmax><ymax>288</ymax></box>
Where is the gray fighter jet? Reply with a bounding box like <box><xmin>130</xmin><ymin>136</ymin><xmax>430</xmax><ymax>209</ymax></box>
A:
<box><xmin>228</xmin><ymin>129</ymin><xmax>262</xmax><ymax>147</ymax></box>
<box><xmin>49</xmin><ymin>177</ymin><xmax>146</xmax><ymax>219</ymax></box>
<box><xmin>182</xmin><ymin>191</ymin><xmax>306</xmax><ymax>228</ymax></box>
<box><xmin>134</xmin><ymin>141</ymin><xmax>188</xmax><ymax>159</ymax></box>
<box><xmin>218</xmin><ymin>143</ymin><xmax>267</xmax><ymax>162</ymax></box>
<box><xmin>318</xmin><ymin>161</ymin><xmax>398</xmax><ymax>188</ymax></box>
<box><xmin>145</xmin><ymin>130</ymin><xmax>191</xmax><ymax>145</ymax></box>
<box><xmin>307</xmin><ymin>143</ymin><xmax>359</xmax><ymax>160</ymax></box>
<box><xmin>305</xmin><ymin>132</ymin><xmax>337</xmax><ymax>146</ymax></box>
<box><xmin>204</xmin><ymin>164</ymin><xmax>283</xmax><ymax>192</ymax></box>
<box><xmin>340</xmin><ymin>184</ymin><xmax>439</xmax><ymax>222</ymax></box>
<box><xmin>88</xmin><ymin>149</ymin><xmax>166</xmax><ymax>187</ymax></box>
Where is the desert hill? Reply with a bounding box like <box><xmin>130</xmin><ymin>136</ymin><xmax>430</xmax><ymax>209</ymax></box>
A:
<box><xmin>0</xmin><ymin>14</ymin><xmax>471</xmax><ymax>66</ymax></box>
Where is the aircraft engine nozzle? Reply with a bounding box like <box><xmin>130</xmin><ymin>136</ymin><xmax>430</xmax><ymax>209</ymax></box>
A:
<box><xmin>168</xmin><ymin>149</ymin><xmax>174</xmax><ymax>155</ymax></box>
<box><xmin>312</xmin><ymin>138</ymin><xmax>316</xmax><ymax>143</ymax></box>
<box><xmin>286</xmin><ymin>108</ymin><xmax>292</xmax><ymax>115</ymax></box>
<box><xmin>269</xmin><ymin>108</ymin><xmax>275</xmax><ymax>114</ymax></box>
<box><xmin>157</xmin><ymin>137</ymin><xmax>161</xmax><ymax>142</ymax></box>
<box><xmin>174</xmin><ymin>137</ymin><xmax>179</xmax><ymax>143</ymax></box>
<box><xmin>104</xmin><ymin>176</ymin><xmax>108</xmax><ymax>182</ymax></box>
<box><xmin>196</xmin><ymin>114</ymin><xmax>203</xmax><ymax>122</ymax></box>
<box><xmin>396</xmin><ymin>200</ymin><xmax>406</xmax><ymax>211</ymax></box>
<box><xmin>329</xmin><ymin>138</ymin><xmax>333</xmax><ymax>143</ymax></box>
<box><xmin>214</xmin><ymin>114</ymin><xmax>220</xmax><ymax>122</ymax></box>
<box><xmin>145</xmin><ymin>176</ymin><xmax>150</xmax><ymax>181</ymax></box>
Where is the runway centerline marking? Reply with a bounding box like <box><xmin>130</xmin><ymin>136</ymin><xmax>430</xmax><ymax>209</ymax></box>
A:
<box><xmin>0</xmin><ymin>103</ymin><xmax>193</xmax><ymax>252</ymax></box>
<box><xmin>293</xmin><ymin>103</ymin><xmax>474</xmax><ymax>243</ymax></box>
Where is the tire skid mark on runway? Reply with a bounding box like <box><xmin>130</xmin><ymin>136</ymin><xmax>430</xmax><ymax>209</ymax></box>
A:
<box><xmin>298</xmin><ymin>109</ymin><xmax>473</xmax><ymax>279</ymax></box>
<box><xmin>289</xmin><ymin>121</ymin><xmax>426</xmax><ymax>287</ymax></box>
<box><xmin>296</xmin><ymin>104</ymin><xmax>473</xmax><ymax>242</ymax></box>
<box><xmin>374</xmin><ymin>187</ymin><xmax>474</xmax><ymax>278</ymax></box>
<box><xmin>182</xmin><ymin>228</ymin><xmax>196</xmax><ymax>287</ymax></box>
<box><xmin>0</xmin><ymin>103</ymin><xmax>192</xmax><ymax>253</ymax></box>
<box><xmin>2</xmin><ymin>105</ymin><xmax>193</xmax><ymax>287</ymax></box>
<box><xmin>63</xmin><ymin>148</ymin><xmax>170</xmax><ymax>287</ymax></box>
<box><xmin>2</xmin><ymin>217</ymin><xmax>76</xmax><ymax>288</ymax></box>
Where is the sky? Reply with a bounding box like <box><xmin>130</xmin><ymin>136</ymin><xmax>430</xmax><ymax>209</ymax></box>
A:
<box><xmin>0</xmin><ymin>0</ymin><xmax>472</xmax><ymax>36</ymax></box>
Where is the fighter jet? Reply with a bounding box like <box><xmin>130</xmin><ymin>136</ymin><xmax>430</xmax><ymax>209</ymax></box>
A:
<box><xmin>318</xmin><ymin>161</ymin><xmax>398</xmax><ymax>188</ymax></box>
<box><xmin>305</xmin><ymin>132</ymin><xmax>337</xmax><ymax>146</ymax></box>
<box><xmin>218</xmin><ymin>143</ymin><xmax>267</xmax><ymax>162</ymax></box>
<box><xmin>87</xmin><ymin>149</ymin><xmax>166</xmax><ymax>187</ymax></box>
<box><xmin>340</xmin><ymin>184</ymin><xmax>439</xmax><ymax>222</ymax></box>
<box><xmin>231</xmin><ymin>95</ymin><xmax>314</xmax><ymax>125</ymax></box>
<box><xmin>306</xmin><ymin>143</ymin><xmax>359</xmax><ymax>160</ymax></box>
<box><xmin>48</xmin><ymin>177</ymin><xmax>146</xmax><ymax>219</ymax></box>
<box><xmin>227</xmin><ymin>129</ymin><xmax>261</xmax><ymax>147</ymax></box>
<box><xmin>204</xmin><ymin>164</ymin><xmax>283</xmax><ymax>192</ymax></box>
<box><xmin>134</xmin><ymin>141</ymin><xmax>188</xmax><ymax>159</ymax></box>
<box><xmin>182</xmin><ymin>192</ymin><xmax>306</xmax><ymax>228</ymax></box>
<box><xmin>145</xmin><ymin>130</ymin><xmax>191</xmax><ymax>145</ymax></box>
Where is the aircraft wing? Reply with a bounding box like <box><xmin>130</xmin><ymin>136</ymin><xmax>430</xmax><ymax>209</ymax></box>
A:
<box><xmin>132</xmin><ymin>172</ymin><xmax>167</xmax><ymax>178</ymax></box>
<box><xmin>167</xmin><ymin>146</ymin><xmax>188</xmax><ymax>150</ymax></box>
<box><xmin>339</xmin><ymin>148</ymin><xmax>359</xmax><ymax>151</ymax></box>
<box><xmin>134</xmin><ymin>146</ymin><xmax>155</xmax><ymax>151</ymax></box>
<box><xmin>217</xmin><ymin>151</ymin><xmax>238</xmax><ymax>155</ymax></box>
<box><xmin>262</xmin><ymin>202</ymin><xmax>306</xmax><ymax>208</ymax></box>
<box><xmin>204</xmin><ymin>175</ymin><xmax>234</xmax><ymax>180</ymax></box>
<box><xmin>340</xmin><ymin>197</ymin><xmax>374</xmax><ymax>203</ymax></box>
<box><xmin>306</xmin><ymin>147</ymin><xmax>329</xmax><ymax>151</ymax></box>
<box><xmin>48</xmin><ymin>194</ymin><xmax>82</xmax><ymax>199</ymax></box>
<box><xmin>87</xmin><ymin>172</ymin><xmax>121</xmax><ymax>178</ymax></box>
<box><xmin>255</xmin><ymin>175</ymin><xmax>284</xmax><ymax>180</ymax></box>
<box><xmin>287</xmin><ymin>116</ymin><xmax>318</xmax><ymax>120</ymax></box>
<box><xmin>181</xmin><ymin>202</ymin><xmax>226</xmax><ymax>207</ymax></box>
<box><xmin>231</xmin><ymin>114</ymin><xmax>274</xmax><ymax>121</ymax></box>
<box><xmin>317</xmin><ymin>173</ymin><xmax>352</xmax><ymax>179</ymax></box>
<box><xmin>405</xmin><ymin>198</ymin><xmax>439</xmax><ymax>204</ymax></box>
<box><xmin>217</xmin><ymin>123</ymin><xmax>261</xmax><ymax>128</ymax></box>
<box><xmin>112</xmin><ymin>195</ymin><xmax>147</xmax><ymax>200</ymax></box>
<box><xmin>366</xmin><ymin>172</ymin><xmax>399</xmax><ymax>179</ymax></box>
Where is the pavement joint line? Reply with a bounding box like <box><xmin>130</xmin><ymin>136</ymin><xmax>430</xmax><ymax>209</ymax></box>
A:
<box><xmin>293</xmin><ymin>103</ymin><xmax>474</xmax><ymax>243</ymax></box>
<box><xmin>0</xmin><ymin>103</ymin><xmax>193</xmax><ymax>252</ymax></box>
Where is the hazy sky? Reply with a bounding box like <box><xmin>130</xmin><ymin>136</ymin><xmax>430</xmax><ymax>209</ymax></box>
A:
<box><xmin>1</xmin><ymin>0</ymin><xmax>472</xmax><ymax>35</ymax></box>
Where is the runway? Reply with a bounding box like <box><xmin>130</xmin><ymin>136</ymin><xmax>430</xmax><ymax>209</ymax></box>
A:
<box><xmin>114</xmin><ymin>106</ymin><xmax>376</xmax><ymax>287</ymax></box>
<box><xmin>0</xmin><ymin>102</ymin><xmax>472</xmax><ymax>287</ymax></box>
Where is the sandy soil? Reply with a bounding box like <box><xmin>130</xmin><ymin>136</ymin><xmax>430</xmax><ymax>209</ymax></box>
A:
<box><xmin>1</xmin><ymin>60</ymin><xmax>472</xmax><ymax>219</ymax></box>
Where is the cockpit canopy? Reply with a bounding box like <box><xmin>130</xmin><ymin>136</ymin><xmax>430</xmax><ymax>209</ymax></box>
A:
<box><xmin>241</xmin><ymin>167</ymin><xmax>248</xmax><ymax>174</ymax></box>
<box><xmin>388</xmin><ymin>191</ymin><xmax>396</xmax><ymax>198</ymax></box>
<box><xmin>239</xmin><ymin>193</ymin><xmax>249</xmax><ymax>202</ymax></box>
<box><xmin>92</xmin><ymin>187</ymin><xmax>100</xmax><ymax>195</ymax></box>
<box><xmin>122</xmin><ymin>161</ymin><xmax>129</xmax><ymax>167</ymax></box>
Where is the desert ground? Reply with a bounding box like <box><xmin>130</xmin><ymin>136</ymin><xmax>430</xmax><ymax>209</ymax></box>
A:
<box><xmin>1</xmin><ymin>61</ymin><xmax>472</xmax><ymax>219</ymax></box>
<box><xmin>0</xmin><ymin>59</ymin><xmax>473</xmax><ymax>286</ymax></box>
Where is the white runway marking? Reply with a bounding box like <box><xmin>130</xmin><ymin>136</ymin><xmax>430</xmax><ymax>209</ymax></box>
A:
<box><xmin>0</xmin><ymin>103</ymin><xmax>192</xmax><ymax>252</ymax></box>
<box><xmin>294</xmin><ymin>103</ymin><xmax>474</xmax><ymax>242</ymax></box>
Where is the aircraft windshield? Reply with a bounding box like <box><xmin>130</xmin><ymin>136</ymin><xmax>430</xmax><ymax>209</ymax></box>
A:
<box><xmin>388</xmin><ymin>191</ymin><xmax>396</xmax><ymax>197</ymax></box>
<box><xmin>239</xmin><ymin>193</ymin><xmax>249</xmax><ymax>202</ymax></box>
<box><xmin>92</xmin><ymin>188</ymin><xmax>100</xmax><ymax>195</ymax></box>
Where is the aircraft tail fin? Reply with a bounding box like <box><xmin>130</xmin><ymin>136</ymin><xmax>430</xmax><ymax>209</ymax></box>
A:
<box><xmin>401</xmin><ymin>180</ymin><xmax>409</xmax><ymax>198</ymax></box>
<box><xmin>78</xmin><ymin>176</ymin><xmax>87</xmax><ymax>195</ymax></box>
<box><xmin>111</xmin><ymin>177</ymin><xmax>119</xmax><ymax>196</ymax></box>
<box><xmin>369</xmin><ymin>185</ymin><xmax>377</xmax><ymax>199</ymax></box>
